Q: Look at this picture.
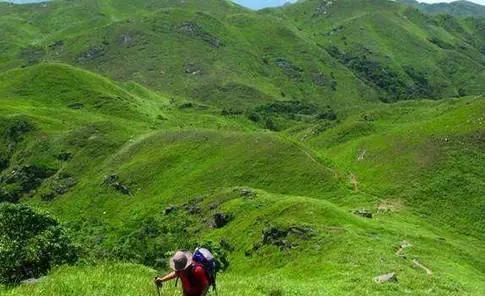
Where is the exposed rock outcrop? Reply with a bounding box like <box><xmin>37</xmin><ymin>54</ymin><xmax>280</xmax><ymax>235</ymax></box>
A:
<box><xmin>103</xmin><ymin>174</ymin><xmax>131</xmax><ymax>195</ymax></box>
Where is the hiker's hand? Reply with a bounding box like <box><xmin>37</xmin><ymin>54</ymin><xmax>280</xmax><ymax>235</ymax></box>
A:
<box><xmin>154</xmin><ymin>277</ymin><xmax>163</xmax><ymax>286</ymax></box>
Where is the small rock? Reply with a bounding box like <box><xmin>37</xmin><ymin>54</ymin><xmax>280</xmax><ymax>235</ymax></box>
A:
<box><xmin>52</xmin><ymin>174</ymin><xmax>77</xmax><ymax>195</ymax></box>
<box><xmin>261</xmin><ymin>226</ymin><xmax>293</xmax><ymax>250</ymax></box>
<box><xmin>77</xmin><ymin>46</ymin><xmax>105</xmax><ymax>63</ymax></box>
<box><xmin>288</xmin><ymin>226</ymin><xmax>314</xmax><ymax>239</ymax></box>
<box><xmin>177</xmin><ymin>22</ymin><xmax>223</xmax><ymax>48</ymax></box>
<box><xmin>274</xmin><ymin>57</ymin><xmax>303</xmax><ymax>80</ymax></box>
<box><xmin>213</xmin><ymin>212</ymin><xmax>232</xmax><ymax>228</ymax></box>
<box><xmin>119</xmin><ymin>33</ymin><xmax>136</xmax><ymax>47</ymax></box>
<box><xmin>353</xmin><ymin>209</ymin><xmax>373</xmax><ymax>219</ymax></box>
<box><xmin>103</xmin><ymin>174</ymin><xmax>131</xmax><ymax>195</ymax></box>
<box><xmin>21</xmin><ymin>277</ymin><xmax>46</xmax><ymax>285</ymax></box>
<box><xmin>374</xmin><ymin>272</ymin><xmax>398</xmax><ymax>284</ymax></box>
<box><xmin>237</xmin><ymin>188</ymin><xmax>256</xmax><ymax>198</ymax></box>
<box><xmin>164</xmin><ymin>206</ymin><xmax>177</xmax><ymax>215</ymax></box>
<box><xmin>184</xmin><ymin>63</ymin><xmax>202</xmax><ymax>75</ymax></box>
<box><xmin>185</xmin><ymin>204</ymin><xmax>201</xmax><ymax>215</ymax></box>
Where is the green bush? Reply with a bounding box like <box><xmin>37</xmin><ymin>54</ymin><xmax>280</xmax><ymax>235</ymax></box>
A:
<box><xmin>111</xmin><ymin>217</ymin><xmax>195</xmax><ymax>270</ymax></box>
<box><xmin>0</xmin><ymin>203</ymin><xmax>78</xmax><ymax>284</ymax></box>
<box><xmin>0</xmin><ymin>117</ymin><xmax>35</xmax><ymax>144</ymax></box>
<box><xmin>254</xmin><ymin>101</ymin><xmax>319</xmax><ymax>116</ymax></box>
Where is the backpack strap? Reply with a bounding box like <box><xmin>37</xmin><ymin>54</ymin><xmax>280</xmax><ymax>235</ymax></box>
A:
<box><xmin>194</xmin><ymin>262</ymin><xmax>216</xmax><ymax>292</ymax></box>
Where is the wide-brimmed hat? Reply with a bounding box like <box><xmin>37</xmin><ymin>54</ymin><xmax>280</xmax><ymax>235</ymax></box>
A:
<box><xmin>169</xmin><ymin>251</ymin><xmax>193</xmax><ymax>271</ymax></box>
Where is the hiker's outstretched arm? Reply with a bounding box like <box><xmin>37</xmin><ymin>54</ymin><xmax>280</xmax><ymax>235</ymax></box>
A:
<box><xmin>157</xmin><ymin>271</ymin><xmax>177</xmax><ymax>282</ymax></box>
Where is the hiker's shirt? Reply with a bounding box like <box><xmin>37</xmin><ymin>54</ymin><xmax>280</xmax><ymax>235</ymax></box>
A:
<box><xmin>177</xmin><ymin>264</ymin><xmax>209</xmax><ymax>296</ymax></box>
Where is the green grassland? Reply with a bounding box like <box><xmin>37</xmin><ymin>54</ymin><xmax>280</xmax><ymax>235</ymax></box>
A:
<box><xmin>396</xmin><ymin>0</ymin><xmax>485</xmax><ymax>18</ymax></box>
<box><xmin>1</xmin><ymin>0</ymin><xmax>484</xmax><ymax>108</ymax></box>
<box><xmin>0</xmin><ymin>0</ymin><xmax>484</xmax><ymax>295</ymax></box>
<box><xmin>0</xmin><ymin>62</ymin><xmax>483</xmax><ymax>295</ymax></box>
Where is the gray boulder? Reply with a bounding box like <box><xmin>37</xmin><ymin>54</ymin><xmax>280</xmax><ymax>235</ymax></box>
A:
<box><xmin>374</xmin><ymin>272</ymin><xmax>398</xmax><ymax>284</ymax></box>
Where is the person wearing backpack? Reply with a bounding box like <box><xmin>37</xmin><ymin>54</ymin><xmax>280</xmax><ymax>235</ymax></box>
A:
<box><xmin>154</xmin><ymin>249</ymin><xmax>216</xmax><ymax>296</ymax></box>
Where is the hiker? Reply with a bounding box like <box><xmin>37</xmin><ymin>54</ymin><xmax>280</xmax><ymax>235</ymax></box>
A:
<box><xmin>154</xmin><ymin>250</ymin><xmax>212</xmax><ymax>296</ymax></box>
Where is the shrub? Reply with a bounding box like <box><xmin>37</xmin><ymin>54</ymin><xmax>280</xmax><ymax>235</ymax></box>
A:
<box><xmin>247</xmin><ymin>111</ymin><xmax>262</xmax><ymax>123</ymax></box>
<box><xmin>111</xmin><ymin>217</ymin><xmax>195</xmax><ymax>270</ymax></box>
<box><xmin>326</xmin><ymin>46</ymin><xmax>409</xmax><ymax>101</ymax></box>
<box><xmin>0</xmin><ymin>165</ymin><xmax>57</xmax><ymax>203</ymax></box>
<box><xmin>254</xmin><ymin>101</ymin><xmax>319</xmax><ymax>116</ymax></box>
<box><xmin>265</xmin><ymin>118</ymin><xmax>278</xmax><ymax>131</ymax></box>
<box><xmin>0</xmin><ymin>203</ymin><xmax>78</xmax><ymax>284</ymax></box>
<box><xmin>317</xmin><ymin>106</ymin><xmax>338</xmax><ymax>121</ymax></box>
<box><xmin>0</xmin><ymin>156</ymin><xmax>8</xmax><ymax>171</ymax></box>
<box><xmin>0</xmin><ymin>117</ymin><xmax>35</xmax><ymax>144</ymax></box>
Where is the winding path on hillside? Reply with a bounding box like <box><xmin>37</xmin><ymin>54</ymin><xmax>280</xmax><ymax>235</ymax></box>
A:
<box><xmin>277</xmin><ymin>134</ymin><xmax>340</xmax><ymax>178</ymax></box>
<box><xmin>100</xmin><ymin>130</ymin><xmax>160</xmax><ymax>168</ymax></box>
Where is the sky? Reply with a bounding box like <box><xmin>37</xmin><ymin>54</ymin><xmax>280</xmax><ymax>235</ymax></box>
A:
<box><xmin>233</xmin><ymin>0</ymin><xmax>297</xmax><ymax>9</ymax></box>
<box><xmin>233</xmin><ymin>0</ymin><xmax>485</xmax><ymax>10</ymax></box>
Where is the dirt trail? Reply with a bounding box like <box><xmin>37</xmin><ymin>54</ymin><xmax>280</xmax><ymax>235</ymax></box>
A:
<box><xmin>277</xmin><ymin>135</ymin><xmax>339</xmax><ymax>177</ymax></box>
<box><xmin>101</xmin><ymin>131</ymin><xmax>160</xmax><ymax>167</ymax></box>
<box><xmin>413</xmin><ymin>260</ymin><xmax>433</xmax><ymax>275</ymax></box>
<box><xmin>394</xmin><ymin>241</ymin><xmax>433</xmax><ymax>276</ymax></box>
<box><xmin>396</xmin><ymin>241</ymin><xmax>412</xmax><ymax>256</ymax></box>
<box><xmin>349</xmin><ymin>173</ymin><xmax>359</xmax><ymax>192</ymax></box>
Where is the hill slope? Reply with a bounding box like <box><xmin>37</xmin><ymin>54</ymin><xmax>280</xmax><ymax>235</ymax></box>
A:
<box><xmin>398</xmin><ymin>0</ymin><xmax>485</xmax><ymax>18</ymax></box>
<box><xmin>0</xmin><ymin>0</ymin><xmax>484</xmax><ymax>295</ymax></box>
<box><xmin>0</xmin><ymin>63</ymin><xmax>483</xmax><ymax>295</ymax></box>
<box><xmin>0</xmin><ymin>0</ymin><xmax>484</xmax><ymax>108</ymax></box>
<box><xmin>277</xmin><ymin>0</ymin><xmax>485</xmax><ymax>101</ymax></box>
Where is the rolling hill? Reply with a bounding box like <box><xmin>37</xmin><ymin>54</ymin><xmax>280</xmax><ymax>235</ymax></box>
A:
<box><xmin>0</xmin><ymin>0</ymin><xmax>484</xmax><ymax>295</ymax></box>
<box><xmin>0</xmin><ymin>0</ymin><xmax>484</xmax><ymax>108</ymax></box>
<box><xmin>398</xmin><ymin>0</ymin><xmax>485</xmax><ymax>18</ymax></box>
<box><xmin>0</xmin><ymin>62</ymin><xmax>483</xmax><ymax>295</ymax></box>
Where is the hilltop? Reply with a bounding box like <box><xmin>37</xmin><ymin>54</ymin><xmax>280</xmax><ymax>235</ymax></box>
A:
<box><xmin>397</xmin><ymin>0</ymin><xmax>485</xmax><ymax>18</ymax></box>
<box><xmin>0</xmin><ymin>0</ymin><xmax>484</xmax><ymax>108</ymax></box>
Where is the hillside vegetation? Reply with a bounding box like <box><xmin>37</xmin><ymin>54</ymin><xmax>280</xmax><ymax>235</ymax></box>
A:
<box><xmin>1</xmin><ymin>0</ymin><xmax>484</xmax><ymax>107</ymax></box>
<box><xmin>398</xmin><ymin>0</ymin><xmax>485</xmax><ymax>18</ymax></box>
<box><xmin>0</xmin><ymin>0</ymin><xmax>484</xmax><ymax>295</ymax></box>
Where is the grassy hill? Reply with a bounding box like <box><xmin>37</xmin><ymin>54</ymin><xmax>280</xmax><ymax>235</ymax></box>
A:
<box><xmin>1</xmin><ymin>0</ymin><xmax>484</xmax><ymax>108</ymax></box>
<box><xmin>293</xmin><ymin>96</ymin><xmax>485</xmax><ymax>238</ymax></box>
<box><xmin>398</xmin><ymin>0</ymin><xmax>485</xmax><ymax>18</ymax></box>
<box><xmin>0</xmin><ymin>0</ymin><xmax>484</xmax><ymax>295</ymax></box>
<box><xmin>0</xmin><ymin>63</ymin><xmax>483</xmax><ymax>295</ymax></box>
<box><xmin>277</xmin><ymin>0</ymin><xmax>485</xmax><ymax>101</ymax></box>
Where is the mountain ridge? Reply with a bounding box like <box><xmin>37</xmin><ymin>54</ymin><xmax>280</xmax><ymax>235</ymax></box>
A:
<box><xmin>397</xmin><ymin>0</ymin><xmax>485</xmax><ymax>17</ymax></box>
<box><xmin>1</xmin><ymin>0</ymin><xmax>484</xmax><ymax>109</ymax></box>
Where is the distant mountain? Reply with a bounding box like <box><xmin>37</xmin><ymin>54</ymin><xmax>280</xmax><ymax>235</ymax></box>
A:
<box><xmin>0</xmin><ymin>0</ymin><xmax>48</xmax><ymax>3</ymax></box>
<box><xmin>397</xmin><ymin>0</ymin><xmax>485</xmax><ymax>17</ymax></box>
